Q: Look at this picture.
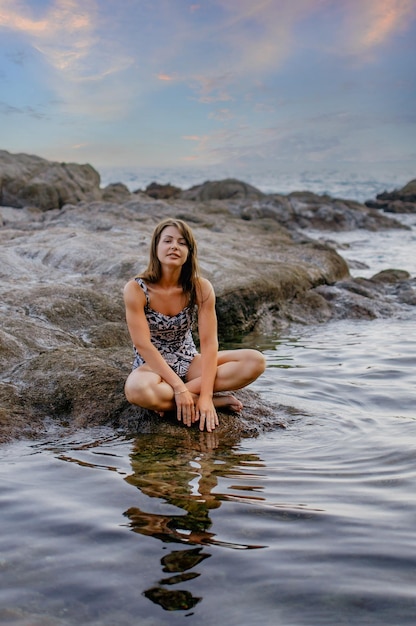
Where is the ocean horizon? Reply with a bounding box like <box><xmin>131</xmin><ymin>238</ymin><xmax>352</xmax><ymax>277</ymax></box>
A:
<box><xmin>98</xmin><ymin>164</ymin><xmax>415</xmax><ymax>204</ymax></box>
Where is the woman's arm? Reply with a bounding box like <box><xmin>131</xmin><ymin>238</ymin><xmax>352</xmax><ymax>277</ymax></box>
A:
<box><xmin>195</xmin><ymin>278</ymin><xmax>219</xmax><ymax>430</ymax></box>
<box><xmin>123</xmin><ymin>280</ymin><xmax>187</xmax><ymax>394</ymax></box>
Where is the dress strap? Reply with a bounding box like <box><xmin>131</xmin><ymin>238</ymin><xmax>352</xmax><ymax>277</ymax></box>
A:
<box><xmin>134</xmin><ymin>277</ymin><xmax>150</xmax><ymax>307</ymax></box>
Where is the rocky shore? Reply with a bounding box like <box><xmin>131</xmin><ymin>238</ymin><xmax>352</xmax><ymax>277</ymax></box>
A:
<box><xmin>1</xmin><ymin>150</ymin><xmax>415</xmax><ymax>442</ymax></box>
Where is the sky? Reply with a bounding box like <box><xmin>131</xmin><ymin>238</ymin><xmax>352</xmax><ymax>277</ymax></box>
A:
<box><xmin>0</xmin><ymin>0</ymin><xmax>415</xmax><ymax>179</ymax></box>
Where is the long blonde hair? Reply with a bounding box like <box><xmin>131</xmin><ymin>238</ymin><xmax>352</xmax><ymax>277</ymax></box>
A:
<box><xmin>139</xmin><ymin>218</ymin><xmax>200</xmax><ymax>307</ymax></box>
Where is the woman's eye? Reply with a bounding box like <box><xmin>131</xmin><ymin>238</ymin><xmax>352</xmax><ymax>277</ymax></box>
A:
<box><xmin>162</xmin><ymin>237</ymin><xmax>187</xmax><ymax>246</ymax></box>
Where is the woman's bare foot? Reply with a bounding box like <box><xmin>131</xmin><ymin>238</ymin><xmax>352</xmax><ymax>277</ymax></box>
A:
<box><xmin>213</xmin><ymin>392</ymin><xmax>243</xmax><ymax>413</ymax></box>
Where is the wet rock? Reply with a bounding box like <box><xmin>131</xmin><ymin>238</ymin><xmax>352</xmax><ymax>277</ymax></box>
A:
<box><xmin>314</xmin><ymin>271</ymin><xmax>416</xmax><ymax>319</ymax></box>
<box><xmin>370</xmin><ymin>269</ymin><xmax>411</xmax><ymax>283</ymax></box>
<box><xmin>369</xmin><ymin>270</ymin><xmax>416</xmax><ymax>305</ymax></box>
<box><xmin>122</xmin><ymin>388</ymin><xmax>287</xmax><ymax>440</ymax></box>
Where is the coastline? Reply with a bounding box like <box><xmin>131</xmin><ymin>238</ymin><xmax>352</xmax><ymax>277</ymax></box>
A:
<box><xmin>97</xmin><ymin>164</ymin><xmax>416</xmax><ymax>204</ymax></box>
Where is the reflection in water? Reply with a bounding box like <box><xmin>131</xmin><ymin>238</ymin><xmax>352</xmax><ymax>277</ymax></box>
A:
<box><xmin>123</xmin><ymin>430</ymin><xmax>266</xmax><ymax>611</ymax></box>
<box><xmin>144</xmin><ymin>547</ymin><xmax>207</xmax><ymax>611</ymax></box>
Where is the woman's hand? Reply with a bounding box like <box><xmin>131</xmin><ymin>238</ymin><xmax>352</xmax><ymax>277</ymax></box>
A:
<box><xmin>174</xmin><ymin>388</ymin><xmax>196</xmax><ymax>427</ymax></box>
<box><xmin>196</xmin><ymin>398</ymin><xmax>219</xmax><ymax>433</ymax></box>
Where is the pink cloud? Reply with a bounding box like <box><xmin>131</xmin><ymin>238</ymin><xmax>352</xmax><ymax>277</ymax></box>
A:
<box><xmin>340</xmin><ymin>0</ymin><xmax>416</xmax><ymax>55</ymax></box>
<box><xmin>361</xmin><ymin>0</ymin><xmax>414</xmax><ymax>47</ymax></box>
<box><xmin>157</xmin><ymin>73</ymin><xmax>176</xmax><ymax>81</ymax></box>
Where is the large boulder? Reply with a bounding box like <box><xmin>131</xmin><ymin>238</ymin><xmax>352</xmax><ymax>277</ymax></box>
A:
<box><xmin>0</xmin><ymin>149</ymin><xmax>102</xmax><ymax>210</ymax></box>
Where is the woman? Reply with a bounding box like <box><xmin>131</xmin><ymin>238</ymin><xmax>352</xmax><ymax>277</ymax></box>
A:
<box><xmin>124</xmin><ymin>218</ymin><xmax>265</xmax><ymax>432</ymax></box>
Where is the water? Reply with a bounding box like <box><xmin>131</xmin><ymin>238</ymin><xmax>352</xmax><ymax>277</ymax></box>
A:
<box><xmin>99</xmin><ymin>165</ymin><xmax>414</xmax><ymax>203</ymax></box>
<box><xmin>1</xmin><ymin>178</ymin><xmax>416</xmax><ymax>625</ymax></box>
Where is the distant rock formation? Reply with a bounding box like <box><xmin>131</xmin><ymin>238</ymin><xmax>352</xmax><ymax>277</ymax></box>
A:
<box><xmin>365</xmin><ymin>178</ymin><xmax>416</xmax><ymax>213</ymax></box>
<box><xmin>144</xmin><ymin>182</ymin><xmax>181</xmax><ymax>199</ymax></box>
<box><xmin>240</xmin><ymin>190</ymin><xmax>407</xmax><ymax>231</ymax></box>
<box><xmin>180</xmin><ymin>178</ymin><xmax>265</xmax><ymax>202</ymax></box>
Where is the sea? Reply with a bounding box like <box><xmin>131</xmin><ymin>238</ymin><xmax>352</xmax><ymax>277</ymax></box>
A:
<box><xmin>1</xmin><ymin>167</ymin><xmax>415</xmax><ymax>626</ymax></box>
<box><xmin>98</xmin><ymin>164</ymin><xmax>414</xmax><ymax>204</ymax></box>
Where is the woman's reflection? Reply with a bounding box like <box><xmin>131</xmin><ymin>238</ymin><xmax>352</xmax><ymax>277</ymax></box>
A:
<box><xmin>123</xmin><ymin>429</ymin><xmax>265</xmax><ymax>611</ymax></box>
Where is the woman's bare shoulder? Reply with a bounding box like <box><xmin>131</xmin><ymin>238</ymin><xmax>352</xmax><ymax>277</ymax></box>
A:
<box><xmin>124</xmin><ymin>278</ymin><xmax>145</xmax><ymax>305</ymax></box>
<box><xmin>197</xmin><ymin>277</ymin><xmax>215</xmax><ymax>304</ymax></box>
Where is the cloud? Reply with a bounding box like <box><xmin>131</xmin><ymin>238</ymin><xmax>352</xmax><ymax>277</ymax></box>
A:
<box><xmin>0</xmin><ymin>0</ymin><xmax>135</xmax><ymax>116</ymax></box>
<box><xmin>176</xmin><ymin>0</ymin><xmax>416</xmax><ymax>106</ymax></box>
<box><xmin>209</xmin><ymin>108</ymin><xmax>235</xmax><ymax>121</ymax></box>
<box><xmin>191</xmin><ymin>73</ymin><xmax>234</xmax><ymax>103</ymax></box>
<box><xmin>211</xmin><ymin>0</ymin><xmax>318</xmax><ymax>73</ymax></box>
<box><xmin>180</xmin><ymin>126</ymin><xmax>260</xmax><ymax>165</ymax></box>
<box><xmin>0</xmin><ymin>0</ymin><xmax>95</xmax><ymax>65</ymax></box>
<box><xmin>157</xmin><ymin>73</ymin><xmax>176</xmax><ymax>82</ymax></box>
<box><xmin>177</xmin><ymin>105</ymin><xmax>409</xmax><ymax>167</ymax></box>
<box><xmin>0</xmin><ymin>100</ymin><xmax>47</xmax><ymax>119</ymax></box>
<box><xmin>0</xmin><ymin>0</ymin><xmax>49</xmax><ymax>34</ymax></box>
<box><xmin>1</xmin><ymin>0</ymin><xmax>413</xmax><ymax>170</ymax></box>
<box><xmin>338</xmin><ymin>0</ymin><xmax>416</xmax><ymax>56</ymax></box>
<box><xmin>163</xmin><ymin>1</ymin><xmax>336</xmax><ymax>109</ymax></box>
<box><xmin>253</xmin><ymin>102</ymin><xmax>276</xmax><ymax>114</ymax></box>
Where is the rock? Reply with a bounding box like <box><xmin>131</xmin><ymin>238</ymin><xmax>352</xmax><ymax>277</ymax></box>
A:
<box><xmin>366</xmin><ymin>178</ymin><xmax>416</xmax><ymax>213</ymax></box>
<box><xmin>0</xmin><ymin>152</ymin><xmax>414</xmax><ymax>442</ymax></box>
<box><xmin>241</xmin><ymin>194</ymin><xmax>292</xmax><ymax>224</ymax></box>
<box><xmin>283</xmin><ymin>192</ymin><xmax>406</xmax><ymax>231</ymax></box>
<box><xmin>400</xmin><ymin>179</ymin><xmax>416</xmax><ymax>197</ymax></box>
<box><xmin>314</xmin><ymin>271</ymin><xmax>416</xmax><ymax>319</ymax></box>
<box><xmin>102</xmin><ymin>182</ymin><xmax>132</xmax><ymax>202</ymax></box>
<box><xmin>0</xmin><ymin>149</ymin><xmax>102</xmax><ymax>211</ymax></box>
<box><xmin>232</xmin><ymin>190</ymin><xmax>406</xmax><ymax>231</ymax></box>
<box><xmin>180</xmin><ymin>178</ymin><xmax>265</xmax><ymax>202</ymax></box>
<box><xmin>365</xmin><ymin>199</ymin><xmax>416</xmax><ymax>214</ymax></box>
<box><xmin>144</xmin><ymin>182</ymin><xmax>181</xmax><ymax>199</ymax></box>
<box><xmin>370</xmin><ymin>269</ymin><xmax>411</xmax><ymax>283</ymax></box>
<box><xmin>123</xmin><ymin>387</ymin><xmax>287</xmax><ymax>440</ymax></box>
<box><xmin>0</xmin><ymin>189</ymin><xmax>348</xmax><ymax>441</ymax></box>
<box><xmin>370</xmin><ymin>269</ymin><xmax>416</xmax><ymax>305</ymax></box>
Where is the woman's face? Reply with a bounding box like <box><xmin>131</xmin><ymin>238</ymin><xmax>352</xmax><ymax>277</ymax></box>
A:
<box><xmin>156</xmin><ymin>226</ymin><xmax>189</xmax><ymax>268</ymax></box>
